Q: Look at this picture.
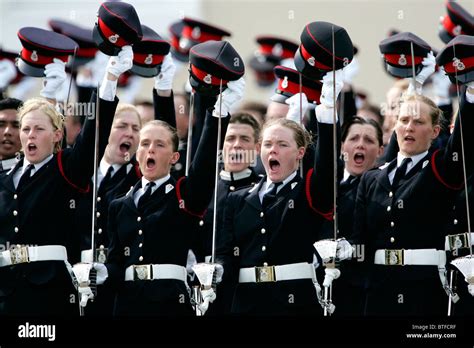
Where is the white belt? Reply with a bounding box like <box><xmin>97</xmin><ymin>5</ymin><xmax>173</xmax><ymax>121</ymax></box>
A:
<box><xmin>239</xmin><ymin>262</ymin><xmax>316</xmax><ymax>283</ymax></box>
<box><xmin>125</xmin><ymin>264</ymin><xmax>187</xmax><ymax>282</ymax></box>
<box><xmin>374</xmin><ymin>248</ymin><xmax>446</xmax><ymax>266</ymax></box>
<box><xmin>0</xmin><ymin>245</ymin><xmax>68</xmax><ymax>267</ymax></box>
<box><xmin>445</xmin><ymin>233</ymin><xmax>474</xmax><ymax>251</ymax></box>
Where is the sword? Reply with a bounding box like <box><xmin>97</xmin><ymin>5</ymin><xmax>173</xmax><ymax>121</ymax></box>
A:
<box><xmin>185</xmin><ymin>91</ymin><xmax>195</xmax><ymax>176</ymax></box>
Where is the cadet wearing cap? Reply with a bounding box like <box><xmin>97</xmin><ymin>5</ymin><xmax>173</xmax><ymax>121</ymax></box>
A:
<box><xmin>93</xmin><ymin>1</ymin><xmax>143</xmax><ymax>56</ymax></box>
<box><xmin>249</xmin><ymin>36</ymin><xmax>299</xmax><ymax>87</ymax></box>
<box><xmin>294</xmin><ymin>21</ymin><xmax>353</xmax><ymax>80</ymax></box>
<box><xmin>379</xmin><ymin>32</ymin><xmax>431</xmax><ymax>79</ymax></box>
<box><xmin>439</xmin><ymin>1</ymin><xmax>474</xmax><ymax>44</ymax></box>
<box><xmin>49</xmin><ymin>19</ymin><xmax>98</xmax><ymax>68</ymax></box>
<box><xmin>271</xmin><ymin>65</ymin><xmax>322</xmax><ymax>105</ymax></box>
<box><xmin>16</xmin><ymin>27</ymin><xmax>78</xmax><ymax>78</ymax></box>
<box><xmin>131</xmin><ymin>25</ymin><xmax>170</xmax><ymax>78</ymax></box>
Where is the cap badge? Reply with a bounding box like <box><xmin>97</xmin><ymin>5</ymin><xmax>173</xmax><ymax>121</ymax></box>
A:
<box><xmin>108</xmin><ymin>34</ymin><xmax>119</xmax><ymax>44</ymax></box>
<box><xmin>452</xmin><ymin>57</ymin><xmax>465</xmax><ymax>71</ymax></box>
<box><xmin>192</xmin><ymin>27</ymin><xmax>201</xmax><ymax>40</ymax></box>
<box><xmin>282</xmin><ymin>76</ymin><xmax>289</xmax><ymax>89</ymax></box>
<box><xmin>453</xmin><ymin>25</ymin><xmax>462</xmax><ymax>36</ymax></box>
<box><xmin>307</xmin><ymin>56</ymin><xmax>315</xmax><ymax>66</ymax></box>
<box><xmin>145</xmin><ymin>54</ymin><xmax>153</xmax><ymax>65</ymax></box>
<box><xmin>204</xmin><ymin>74</ymin><xmax>212</xmax><ymax>84</ymax></box>
<box><xmin>30</xmin><ymin>50</ymin><xmax>38</xmax><ymax>62</ymax></box>
<box><xmin>398</xmin><ymin>54</ymin><xmax>407</xmax><ymax>66</ymax></box>
<box><xmin>272</xmin><ymin>43</ymin><xmax>283</xmax><ymax>57</ymax></box>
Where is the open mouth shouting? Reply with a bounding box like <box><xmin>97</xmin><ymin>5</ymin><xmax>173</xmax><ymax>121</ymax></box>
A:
<box><xmin>403</xmin><ymin>135</ymin><xmax>415</xmax><ymax>144</ymax></box>
<box><xmin>268</xmin><ymin>158</ymin><xmax>281</xmax><ymax>173</ymax></box>
<box><xmin>119</xmin><ymin>142</ymin><xmax>131</xmax><ymax>154</ymax></box>
<box><xmin>146</xmin><ymin>157</ymin><xmax>156</xmax><ymax>171</ymax></box>
<box><xmin>26</xmin><ymin>142</ymin><xmax>38</xmax><ymax>156</ymax></box>
<box><xmin>353</xmin><ymin>152</ymin><xmax>365</xmax><ymax>166</ymax></box>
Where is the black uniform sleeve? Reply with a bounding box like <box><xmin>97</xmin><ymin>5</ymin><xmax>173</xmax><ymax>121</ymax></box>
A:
<box><xmin>105</xmin><ymin>200</ymin><xmax>125</xmax><ymax>285</ymax></box>
<box><xmin>152</xmin><ymin>88</ymin><xmax>176</xmax><ymax>127</ymax></box>
<box><xmin>191</xmin><ymin>93</ymin><xmax>217</xmax><ymax>160</ymax></box>
<box><xmin>177</xmin><ymin>109</ymin><xmax>229</xmax><ymax>216</ymax></box>
<box><xmin>60</xmin><ymin>93</ymin><xmax>118</xmax><ymax>190</ymax></box>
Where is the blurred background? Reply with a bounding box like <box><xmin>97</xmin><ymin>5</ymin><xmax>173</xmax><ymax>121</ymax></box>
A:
<box><xmin>1</xmin><ymin>0</ymin><xmax>472</xmax><ymax>105</ymax></box>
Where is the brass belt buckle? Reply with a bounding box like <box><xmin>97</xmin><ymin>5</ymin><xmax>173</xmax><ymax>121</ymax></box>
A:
<box><xmin>10</xmin><ymin>245</ymin><xmax>29</xmax><ymax>265</ymax></box>
<box><xmin>385</xmin><ymin>249</ymin><xmax>404</xmax><ymax>266</ymax></box>
<box><xmin>448</xmin><ymin>233</ymin><xmax>469</xmax><ymax>251</ymax></box>
<box><xmin>255</xmin><ymin>266</ymin><xmax>276</xmax><ymax>283</ymax></box>
<box><xmin>133</xmin><ymin>264</ymin><xmax>152</xmax><ymax>280</ymax></box>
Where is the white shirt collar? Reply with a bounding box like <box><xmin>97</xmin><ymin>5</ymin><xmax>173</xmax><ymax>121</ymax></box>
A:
<box><xmin>23</xmin><ymin>154</ymin><xmax>53</xmax><ymax>176</ymax></box>
<box><xmin>264</xmin><ymin>170</ymin><xmax>298</xmax><ymax>194</ymax></box>
<box><xmin>219</xmin><ymin>168</ymin><xmax>253</xmax><ymax>181</ymax></box>
<box><xmin>141</xmin><ymin>174</ymin><xmax>171</xmax><ymax>194</ymax></box>
<box><xmin>100</xmin><ymin>158</ymin><xmax>122</xmax><ymax>177</ymax></box>
<box><xmin>396</xmin><ymin>150</ymin><xmax>428</xmax><ymax>173</ymax></box>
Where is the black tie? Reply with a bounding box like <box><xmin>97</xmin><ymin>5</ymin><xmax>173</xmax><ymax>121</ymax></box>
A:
<box><xmin>262</xmin><ymin>182</ymin><xmax>282</xmax><ymax>210</ymax></box>
<box><xmin>138</xmin><ymin>182</ymin><xmax>156</xmax><ymax>210</ymax></box>
<box><xmin>99</xmin><ymin>166</ymin><xmax>114</xmax><ymax>194</ymax></box>
<box><xmin>17</xmin><ymin>164</ymin><xmax>34</xmax><ymax>190</ymax></box>
<box><xmin>340</xmin><ymin>175</ymin><xmax>355</xmax><ymax>191</ymax></box>
<box><xmin>392</xmin><ymin>158</ymin><xmax>412</xmax><ymax>189</ymax></box>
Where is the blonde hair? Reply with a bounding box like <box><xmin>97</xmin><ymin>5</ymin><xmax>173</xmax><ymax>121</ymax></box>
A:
<box><xmin>261</xmin><ymin>118</ymin><xmax>312</xmax><ymax>149</ymax></box>
<box><xmin>400</xmin><ymin>94</ymin><xmax>442</xmax><ymax>126</ymax></box>
<box><xmin>115</xmin><ymin>103</ymin><xmax>142</xmax><ymax>128</ymax></box>
<box><xmin>18</xmin><ymin>97</ymin><xmax>64</xmax><ymax>153</ymax></box>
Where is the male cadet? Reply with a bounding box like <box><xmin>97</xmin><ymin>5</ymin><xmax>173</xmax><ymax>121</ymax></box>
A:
<box><xmin>0</xmin><ymin>98</ymin><xmax>22</xmax><ymax>173</ymax></box>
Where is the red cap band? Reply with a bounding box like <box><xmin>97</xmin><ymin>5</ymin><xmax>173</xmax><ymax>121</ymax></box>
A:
<box><xmin>134</xmin><ymin>52</ymin><xmax>164</xmax><ymax>66</ymax></box>
<box><xmin>384</xmin><ymin>53</ymin><xmax>423</xmax><ymax>67</ymax></box>
<box><xmin>277</xmin><ymin>76</ymin><xmax>321</xmax><ymax>103</ymax></box>
<box><xmin>300</xmin><ymin>45</ymin><xmax>331</xmax><ymax>70</ymax></box>
<box><xmin>191</xmin><ymin>65</ymin><xmax>229</xmax><ymax>86</ymax></box>
<box><xmin>443</xmin><ymin>56</ymin><xmax>474</xmax><ymax>73</ymax></box>
<box><xmin>182</xmin><ymin>25</ymin><xmax>223</xmax><ymax>42</ymax></box>
<box><xmin>98</xmin><ymin>18</ymin><xmax>130</xmax><ymax>47</ymax></box>
<box><xmin>259</xmin><ymin>44</ymin><xmax>294</xmax><ymax>59</ymax></box>
<box><xmin>20</xmin><ymin>48</ymin><xmax>69</xmax><ymax>65</ymax></box>
<box><xmin>442</xmin><ymin>15</ymin><xmax>466</xmax><ymax>36</ymax></box>
<box><xmin>77</xmin><ymin>47</ymin><xmax>98</xmax><ymax>59</ymax></box>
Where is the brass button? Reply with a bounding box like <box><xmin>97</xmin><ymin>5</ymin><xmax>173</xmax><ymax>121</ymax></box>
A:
<box><xmin>390</xmin><ymin>222</ymin><xmax>395</xmax><ymax>227</ymax></box>
<box><xmin>263</xmin><ymin>262</ymin><xmax>268</xmax><ymax>266</ymax></box>
<box><xmin>261</xmin><ymin>246</ymin><xmax>266</xmax><ymax>251</ymax></box>
<box><xmin>97</xmin><ymin>196</ymin><xmax>101</xmax><ymax>202</ymax></box>
<box><xmin>138</xmin><ymin>230</ymin><xmax>143</xmax><ymax>235</ymax></box>
<box><xmin>230</xmin><ymin>186</ymin><xmax>235</xmax><ymax>191</ymax></box>
<box><xmin>139</xmin><ymin>243</ymin><xmax>143</xmax><ymax>248</ymax></box>
<box><xmin>390</xmin><ymin>237</ymin><xmax>395</xmax><ymax>243</ymax></box>
<box><xmin>260</xmin><ymin>212</ymin><xmax>264</xmax><ymax>218</ymax></box>
<box><xmin>13</xmin><ymin>194</ymin><xmax>17</xmax><ymax>199</ymax></box>
<box><xmin>137</xmin><ymin>216</ymin><xmax>142</xmax><ymax>222</ymax></box>
<box><xmin>199</xmin><ymin>220</ymin><xmax>204</xmax><ymax>226</ymax></box>
<box><xmin>454</xmin><ymin>219</ymin><xmax>458</xmax><ymax>225</ymax></box>
<box><xmin>99</xmin><ymin>244</ymin><xmax>104</xmax><ymax>249</ymax></box>
<box><xmin>96</xmin><ymin>212</ymin><xmax>101</xmax><ymax>218</ymax></box>
<box><xmin>98</xmin><ymin>228</ymin><xmax>102</xmax><ymax>234</ymax></box>
<box><xmin>389</xmin><ymin>192</ymin><xmax>393</xmax><ymax>197</ymax></box>
<box><xmin>14</xmin><ymin>227</ymin><xmax>19</xmax><ymax>233</ymax></box>
<box><xmin>139</xmin><ymin>256</ymin><xmax>143</xmax><ymax>262</ymax></box>
<box><xmin>261</xmin><ymin>228</ymin><xmax>266</xmax><ymax>234</ymax></box>
<box><xmin>13</xmin><ymin>210</ymin><xmax>18</xmax><ymax>216</ymax></box>
<box><xmin>387</xmin><ymin>206</ymin><xmax>391</xmax><ymax>212</ymax></box>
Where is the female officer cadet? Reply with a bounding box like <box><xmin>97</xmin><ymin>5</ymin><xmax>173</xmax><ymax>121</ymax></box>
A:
<box><xmin>353</xmin><ymin>83</ymin><xmax>474</xmax><ymax>315</ymax></box>
<box><xmin>96</xmin><ymin>78</ymin><xmax>244</xmax><ymax>316</ymax></box>
<box><xmin>216</xmin><ymin>71</ymin><xmax>342</xmax><ymax>315</ymax></box>
<box><xmin>0</xmin><ymin>54</ymin><xmax>117</xmax><ymax>316</ymax></box>
<box><xmin>326</xmin><ymin>116</ymin><xmax>384</xmax><ymax>315</ymax></box>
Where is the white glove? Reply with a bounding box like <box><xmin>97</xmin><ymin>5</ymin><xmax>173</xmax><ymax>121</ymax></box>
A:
<box><xmin>40</xmin><ymin>58</ymin><xmax>67</xmax><ymax>99</ymax></box>
<box><xmin>106</xmin><ymin>45</ymin><xmax>133</xmax><ymax>78</ymax></box>
<box><xmin>342</xmin><ymin>57</ymin><xmax>359</xmax><ymax>85</ymax></box>
<box><xmin>212</xmin><ymin>77</ymin><xmax>245</xmax><ymax>117</ymax></box>
<box><xmin>431</xmin><ymin>68</ymin><xmax>451</xmax><ymax>103</ymax></box>
<box><xmin>198</xmin><ymin>288</ymin><xmax>217</xmax><ymax>315</ymax></box>
<box><xmin>154</xmin><ymin>53</ymin><xmax>176</xmax><ymax>90</ymax></box>
<box><xmin>0</xmin><ymin>59</ymin><xmax>17</xmax><ymax>89</ymax></box>
<box><xmin>285</xmin><ymin>93</ymin><xmax>309</xmax><ymax>124</ymax></box>
<box><xmin>323</xmin><ymin>267</ymin><xmax>341</xmax><ymax>287</ymax></box>
<box><xmin>93</xmin><ymin>262</ymin><xmax>109</xmax><ymax>285</ymax></box>
<box><xmin>416</xmin><ymin>51</ymin><xmax>436</xmax><ymax>85</ymax></box>
<box><xmin>320</xmin><ymin>69</ymin><xmax>344</xmax><ymax>108</ymax></box>
<box><xmin>466</xmin><ymin>81</ymin><xmax>474</xmax><ymax>104</ymax></box>
<box><xmin>335</xmin><ymin>238</ymin><xmax>353</xmax><ymax>261</ymax></box>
